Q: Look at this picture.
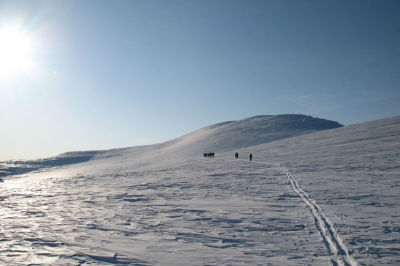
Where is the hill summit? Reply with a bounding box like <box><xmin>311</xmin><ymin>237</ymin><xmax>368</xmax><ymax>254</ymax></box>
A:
<box><xmin>1</xmin><ymin>114</ymin><xmax>342</xmax><ymax>176</ymax></box>
<box><xmin>162</xmin><ymin>114</ymin><xmax>343</xmax><ymax>154</ymax></box>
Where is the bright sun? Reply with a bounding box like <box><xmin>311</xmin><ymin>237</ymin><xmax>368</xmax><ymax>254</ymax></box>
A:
<box><xmin>0</xmin><ymin>26</ymin><xmax>35</xmax><ymax>79</ymax></box>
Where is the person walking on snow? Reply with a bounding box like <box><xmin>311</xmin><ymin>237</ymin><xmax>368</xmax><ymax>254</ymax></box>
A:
<box><xmin>235</xmin><ymin>152</ymin><xmax>239</xmax><ymax>159</ymax></box>
<box><xmin>249</xmin><ymin>153</ymin><xmax>253</xmax><ymax>161</ymax></box>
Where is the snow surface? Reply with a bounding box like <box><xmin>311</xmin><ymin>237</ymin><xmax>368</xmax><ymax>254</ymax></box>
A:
<box><xmin>0</xmin><ymin>115</ymin><xmax>399</xmax><ymax>265</ymax></box>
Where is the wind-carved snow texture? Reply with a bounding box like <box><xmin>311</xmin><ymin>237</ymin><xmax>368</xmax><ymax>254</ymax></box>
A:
<box><xmin>0</xmin><ymin>158</ymin><xmax>331</xmax><ymax>265</ymax></box>
<box><xmin>1</xmin><ymin>115</ymin><xmax>399</xmax><ymax>265</ymax></box>
<box><xmin>278</xmin><ymin>165</ymin><xmax>358</xmax><ymax>266</ymax></box>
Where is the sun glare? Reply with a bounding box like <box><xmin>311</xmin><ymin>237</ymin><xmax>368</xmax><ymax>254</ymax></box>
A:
<box><xmin>0</xmin><ymin>25</ymin><xmax>35</xmax><ymax>79</ymax></box>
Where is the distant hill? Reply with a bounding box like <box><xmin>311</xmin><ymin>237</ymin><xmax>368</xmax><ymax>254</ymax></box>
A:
<box><xmin>160</xmin><ymin>114</ymin><xmax>343</xmax><ymax>155</ymax></box>
<box><xmin>0</xmin><ymin>114</ymin><xmax>342</xmax><ymax>176</ymax></box>
<box><xmin>1</xmin><ymin>114</ymin><xmax>399</xmax><ymax>265</ymax></box>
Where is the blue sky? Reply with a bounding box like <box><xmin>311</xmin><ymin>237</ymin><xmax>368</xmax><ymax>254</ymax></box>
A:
<box><xmin>0</xmin><ymin>0</ymin><xmax>399</xmax><ymax>160</ymax></box>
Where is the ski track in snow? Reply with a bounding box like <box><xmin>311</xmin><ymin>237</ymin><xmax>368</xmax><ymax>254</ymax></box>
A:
<box><xmin>232</xmin><ymin>158</ymin><xmax>359</xmax><ymax>266</ymax></box>
<box><xmin>1</xmin><ymin>115</ymin><xmax>399</xmax><ymax>265</ymax></box>
<box><xmin>274</xmin><ymin>163</ymin><xmax>358</xmax><ymax>266</ymax></box>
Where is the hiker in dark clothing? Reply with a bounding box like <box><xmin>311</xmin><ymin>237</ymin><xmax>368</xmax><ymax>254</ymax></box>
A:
<box><xmin>235</xmin><ymin>152</ymin><xmax>239</xmax><ymax>159</ymax></box>
<box><xmin>249</xmin><ymin>153</ymin><xmax>253</xmax><ymax>161</ymax></box>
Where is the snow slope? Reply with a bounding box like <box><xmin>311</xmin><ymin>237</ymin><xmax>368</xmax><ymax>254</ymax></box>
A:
<box><xmin>0</xmin><ymin>115</ymin><xmax>399</xmax><ymax>266</ymax></box>
<box><xmin>159</xmin><ymin>114</ymin><xmax>342</xmax><ymax>155</ymax></box>
<box><xmin>0</xmin><ymin>114</ymin><xmax>341</xmax><ymax>177</ymax></box>
<box><xmin>244</xmin><ymin>115</ymin><xmax>400</xmax><ymax>266</ymax></box>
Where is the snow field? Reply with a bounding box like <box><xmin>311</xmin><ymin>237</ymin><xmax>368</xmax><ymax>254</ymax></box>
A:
<box><xmin>1</xmin><ymin>115</ymin><xmax>399</xmax><ymax>265</ymax></box>
<box><xmin>1</xmin><ymin>156</ymin><xmax>331</xmax><ymax>265</ymax></box>
<box><xmin>245</xmin><ymin>116</ymin><xmax>400</xmax><ymax>266</ymax></box>
<box><xmin>278</xmin><ymin>165</ymin><xmax>358</xmax><ymax>266</ymax></box>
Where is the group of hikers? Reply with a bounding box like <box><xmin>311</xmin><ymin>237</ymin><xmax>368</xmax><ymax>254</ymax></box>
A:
<box><xmin>204</xmin><ymin>152</ymin><xmax>253</xmax><ymax>161</ymax></box>
<box><xmin>235</xmin><ymin>152</ymin><xmax>253</xmax><ymax>161</ymax></box>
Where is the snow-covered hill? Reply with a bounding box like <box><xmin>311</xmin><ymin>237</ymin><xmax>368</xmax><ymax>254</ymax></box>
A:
<box><xmin>158</xmin><ymin>114</ymin><xmax>342</xmax><ymax>155</ymax></box>
<box><xmin>0</xmin><ymin>115</ymin><xmax>399</xmax><ymax>266</ymax></box>
<box><xmin>245</xmin><ymin>115</ymin><xmax>400</xmax><ymax>266</ymax></box>
<box><xmin>0</xmin><ymin>114</ymin><xmax>342</xmax><ymax>177</ymax></box>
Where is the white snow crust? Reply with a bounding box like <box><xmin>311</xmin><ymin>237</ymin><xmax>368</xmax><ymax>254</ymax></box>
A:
<box><xmin>0</xmin><ymin>115</ymin><xmax>399</xmax><ymax>266</ymax></box>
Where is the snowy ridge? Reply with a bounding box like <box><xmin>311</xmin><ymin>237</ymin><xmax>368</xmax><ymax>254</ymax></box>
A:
<box><xmin>278</xmin><ymin>165</ymin><xmax>358</xmax><ymax>266</ymax></box>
